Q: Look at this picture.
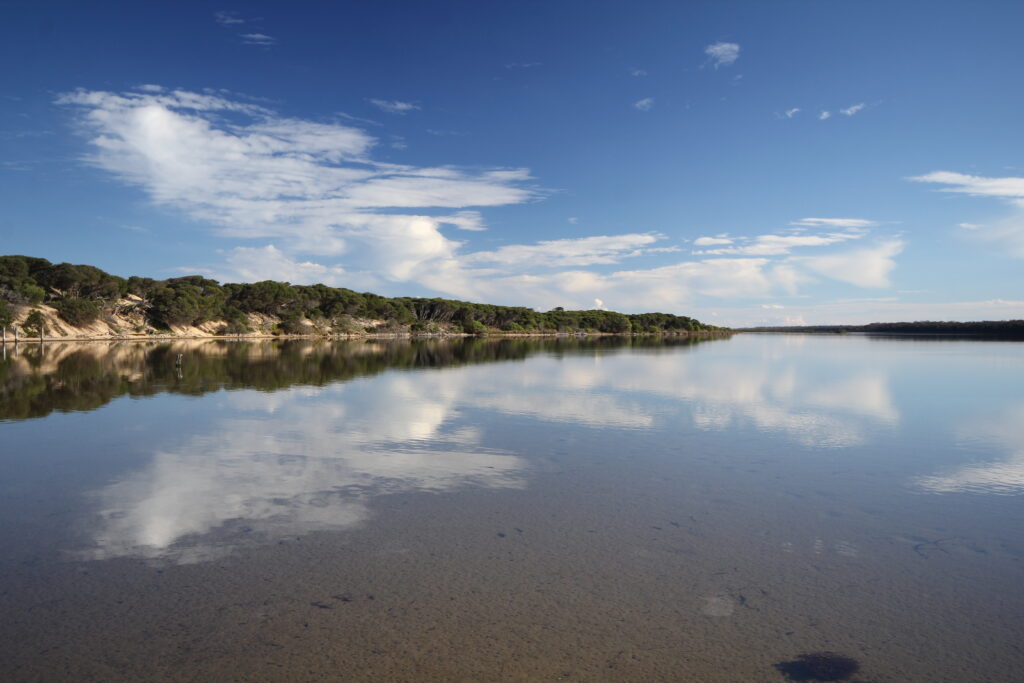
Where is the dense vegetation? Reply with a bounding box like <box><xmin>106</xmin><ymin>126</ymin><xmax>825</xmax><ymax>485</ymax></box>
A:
<box><xmin>0</xmin><ymin>255</ymin><xmax>721</xmax><ymax>335</ymax></box>
<box><xmin>742</xmin><ymin>320</ymin><xmax>1024</xmax><ymax>339</ymax></box>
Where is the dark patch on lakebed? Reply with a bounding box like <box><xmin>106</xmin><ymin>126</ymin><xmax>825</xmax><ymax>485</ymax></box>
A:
<box><xmin>775</xmin><ymin>651</ymin><xmax>861</xmax><ymax>681</ymax></box>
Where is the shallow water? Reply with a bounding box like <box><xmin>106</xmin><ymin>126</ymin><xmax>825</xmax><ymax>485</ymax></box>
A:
<box><xmin>1</xmin><ymin>335</ymin><xmax>1022</xmax><ymax>681</ymax></box>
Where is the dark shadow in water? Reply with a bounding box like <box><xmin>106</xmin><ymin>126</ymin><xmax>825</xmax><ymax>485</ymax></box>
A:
<box><xmin>774</xmin><ymin>652</ymin><xmax>861</xmax><ymax>681</ymax></box>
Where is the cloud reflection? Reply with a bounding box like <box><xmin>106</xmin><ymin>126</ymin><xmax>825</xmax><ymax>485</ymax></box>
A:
<box><xmin>78</xmin><ymin>339</ymin><xmax>903</xmax><ymax>563</ymax></box>
<box><xmin>465</xmin><ymin>350</ymin><xmax>899</xmax><ymax>448</ymax></box>
<box><xmin>915</xmin><ymin>404</ymin><xmax>1024</xmax><ymax>494</ymax></box>
<box><xmin>81</xmin><ymin>373</ymin><xmax>526</xmax><ymax>563</ymax></box>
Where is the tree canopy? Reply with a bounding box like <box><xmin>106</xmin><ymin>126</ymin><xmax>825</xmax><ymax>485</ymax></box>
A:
<box><xmin>0</xmin><ymin>254</ymin><xmax>721</xmax><ymax>334</ymax></box>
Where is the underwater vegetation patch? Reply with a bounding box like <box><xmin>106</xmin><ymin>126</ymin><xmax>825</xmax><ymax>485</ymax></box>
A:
<box><xmin>774</xmin><ymin>651</ymin><xmax>861</xmax><ymax>681</ymax></box>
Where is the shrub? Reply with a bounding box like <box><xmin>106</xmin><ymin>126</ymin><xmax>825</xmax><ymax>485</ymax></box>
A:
<box><xmin>54</xmin><ymin>297</ymin><xmax>101</xmax><ymax>326</ymax></box>
<box><xmin>463</xmin><ymin>319</ymin><xmax>487</xmax><ymax>335</ymax></box>
<box><xmin>23</xmin><ymin>309</ymin><xmax>46</xmax><ymax>337</ymax></box>
<box><xmin>277</xmin><ymin>312</ymin><xmax>307</xmax><ymax>335</ymax></box>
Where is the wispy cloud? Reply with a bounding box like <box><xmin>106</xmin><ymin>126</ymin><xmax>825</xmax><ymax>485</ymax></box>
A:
<box><xmin>694</xmin><ymin>236</ymin><xmax>733</xmax><ymax>246</ymax></box>
<box><xmin>440</xmin><ymin>210</ymin><xmax>486</xmax><ymax>232</ymax></box>
<box><xmin>214</xmin><ymin>11</ymin><xmax>245</xmax><ymax>25</ymax></box>
<box><xmin>505</xmin><ymin>62</ymin><xmax>542</xmax><ymax>70</ymax></box>
<box><xmin>910</xmin><ymin>171</ymin><xmax>1024</xmax><ymax>205</ymax></box>
<box><xmin>841</xmin><ymin>103</ymin><xmax>866</xmax><ymax>116</ymax></box>
<box><xmin>694</xmin><ymin>231</ymin><xmax>865</xmax><ymax>257</ymax></box>
<box><xmin>634</xmin><ymin>97</ymin><xmax>654</xmax><ymax>112</ymax></box>
<box><xmin>912</xmin><ymin>170</ymin><xmax>1024</xmax><ymax>257</ymax></box>
<box><xmin>57</xmin><ymin>87</ymin><xmax>534</xmax><ymax>289</ymax></box>
<box><xmin>794</xmin><ymin>240</ymin><xmax>904</xmax><ymax>288</ymax></box>
<box><xmin>465</xmin><ymin>233</ymin><xmax>673</xmax><ymax>268</ymax></box>
<box><xmin>819</xmin><ymin>111</ymin><xmax>831</xmax><ymax>120</ymax></box>
<box><xmin>630</xmin><ymin>68</ymin><xmax>647</xmax><ymax>77</ymax></box>
<box><xmin>369</xmin><ymin>98</ymin><xmax>420</xmax><ymax>114</ymax></box>
<box><xmin>784</xmin><ymin>108</ymin><xmax>800</xmax><ymax>118</ymax></box>
<box><xmin>567</xmin><ymin>217</ymin><xmax>578</xmax><ymax>224</ymax></box>
<box><xmin>241</xmin><ymin>33</ymin><xmax>276</xmax><ymax>46</ymax></box>
<box><xmin>426</xmin><ymin>129</ymin><xmax>467</xmax><ymax>137</ymax></box>
<box><xmin>705</xmin><ymin>42</ymin><xmax>740</xmax><ymax>68</ymax></box>
<box><xmin>221</xmin><ymin>245</ymin><xmax>347</xmax><ymax>285</ymax></box>
<box><xmin>791</xmin><ymin>217</ymin><xmax>878</xmax><ymax>228</ymax></box>
<box><xmin>57</xmin><ymin>86</ymin><xmax>907</xmax><ymax>315</ymax></box>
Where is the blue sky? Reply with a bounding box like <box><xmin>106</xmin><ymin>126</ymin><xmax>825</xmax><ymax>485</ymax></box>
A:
<box><xmin>2</xmin><ymin>0</ymin><xmax>1023</xmax><ymax>326</ymax></box>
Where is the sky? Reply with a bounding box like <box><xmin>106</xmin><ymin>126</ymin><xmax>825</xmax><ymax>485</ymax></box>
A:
<box><xmin>2</xmin><ymin>0</ymin><xmax>1023</xmax><ymax>327</ymax></box>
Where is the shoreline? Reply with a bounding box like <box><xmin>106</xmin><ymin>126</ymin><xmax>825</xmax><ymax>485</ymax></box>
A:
<box><xmin>0</xmin><ymin>329</ymin><xmax>732</xmax><ymax>344</ymax></box>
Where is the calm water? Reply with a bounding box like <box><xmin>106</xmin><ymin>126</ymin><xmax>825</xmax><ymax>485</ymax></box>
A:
<box><xmin>1</xmin><ymin>335</ymin><xmax>1022</xmax><ymax>681</ymax></box>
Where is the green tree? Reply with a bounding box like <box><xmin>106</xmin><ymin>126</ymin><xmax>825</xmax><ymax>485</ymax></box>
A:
<box><xmin>0</xmin><ymin>299</ymin><xmax>13</xmax><ymax>339</ymax></box>
<box><xmin>23</xmin><ymin>309</ymin><xmax>46</xmax><ymax>338</ymax></box>
<box><xmin>54</xmin><ymin>297</ymin><xmax>101</xmax><ymax>326</ymax></box>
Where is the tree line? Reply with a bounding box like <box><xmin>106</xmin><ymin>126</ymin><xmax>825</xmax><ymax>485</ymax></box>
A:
<box><xmin>0</xmin><ymin>254</ymin><xmax>721</xmax><ymax>335</ymax></box>
<box><xmin>741</xmin><ymin>320</ymin><xmax>1024</xmax><ymax>338</ymax></box>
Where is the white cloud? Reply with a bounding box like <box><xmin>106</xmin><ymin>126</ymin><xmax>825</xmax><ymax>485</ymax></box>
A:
<box><xmin>912</xmin><ymin>171</ymin><xmax>1024</xmax><ymax>256</ymax></box>
<box><xmin>218</xmin><ymin>245</ymin><xmax>347</xmax><ymax>285</ymax></box>
<box><xmin>631</xmin><ymin>68</ymin><xmax>648</xmax><ymax>77</ymax></box>
<box><xmin>784</xmin><ymin>108</ymin><xmax>800</xmax><ymax>118</ymax></box>
<box><xmin>705</xmin><ymin>42</ymin><xmax>740</xmax><ymax>68</ymax></box>
<box><xmin>567</xmin><ymin>217</ymin><xmax>578</xmax><ymax>224</ymax></box>
<box><xmin>240</xmin><ymin>33</ymin><xmax>276</xmax><ymax>46</ymax></box>
<box><xmin>505</xmin><ymin>62</ymin><xmax>542</xmax><ymax>69</ymax></box>
<box><xmin>439</xmin><ymin>210</ymin><xmax>486</xmax><ymax>232</ymax></box>
<box><xmin>910</xmin><ymin>171</ymin><xmax>1024</xmax><ymax>205</ymax></box>
<box><xmin>465</xmin><ymin>233</ymin><xmax>668</xmax><ymax>269</ymax></box>
<box><xmin>795</xmin><ymin>240</ymin><xmax>903</xmax><ymax>288</ymax></box>
<box><xmin>695</xmin><ymin>231</ymin><xmax>865</xmax><ymax>256</ymax></box>
<box><xmin>58</xmin><ymin>87</ymin><xmax>534</xmax><ymax>290</ymax></box>
<box><xmin>791</xmin><ymin>217</ymin><xmax>878</xmax><ymax>228</ymax></box>
<box><xmin>975</xmin><ymin>215</ymin><xmax>1024</xmax><ymax>257</ymax></box>
<box><xmin>819</xmin><ymin>111</ymin><xmax>831</xmax><ymax>120</ymax></box>
<box><xmin>58</xmin><ymin>87</ymin><xmax>911</xmax><ymax>317</ymax></box>
<box><xmin>841</xmin><ymin>103</ymin><xmax>866</xmax><ymax>116</ymax></box>
<box><xmin>694</xmin><ymin>236</ymin><xmax>733</xmax><ymax>246</ymax></box>
<box><xmin>369</xmin><ymin>98</ymin><xmax>421</xmax><ymax>114</ymax></box>
<box><xmin>634</xmin><ymin>97</ymin><xmax>654</xmax><ymax>111</ymax></box>
<box><xmin>469</xmin><ymin>257</ymin><xmax>810</xmax><ymax>313</ymax></box>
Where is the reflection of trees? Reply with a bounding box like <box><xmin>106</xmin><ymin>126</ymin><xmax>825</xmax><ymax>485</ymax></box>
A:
<box><xmin>0</xmin><ymin>336</ymin><xmax>718</xmax><ymax>421</ymax></box>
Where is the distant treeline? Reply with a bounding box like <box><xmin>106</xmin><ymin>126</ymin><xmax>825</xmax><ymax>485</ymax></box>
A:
<box><xmin>0</xmin><ymin>254</ymin><xmax>720</xmax><ymax>335</ymax></box>
<box><xmin>742</xmin><ymin>320</ymin><xmax>1024</xmax><ymax>338</ymax></box>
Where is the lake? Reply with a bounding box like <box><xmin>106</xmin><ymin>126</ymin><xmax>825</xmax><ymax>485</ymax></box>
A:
<box><xmin>1</xmin><ymin>334</ymin><xmax>1022</xmax><ymax>681</ymax></box>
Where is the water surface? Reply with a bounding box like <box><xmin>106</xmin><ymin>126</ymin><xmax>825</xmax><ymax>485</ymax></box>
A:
<box><xmin>1</xmin><ymin>335</ymin><xmax>1022</xmax><ymax>681</ymax></box>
